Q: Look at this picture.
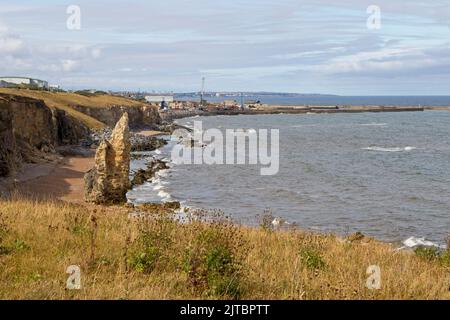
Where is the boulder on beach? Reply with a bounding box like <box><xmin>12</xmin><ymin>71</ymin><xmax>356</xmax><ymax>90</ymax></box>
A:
<box><xmin>84</xmin><ymin>113</ymin><xmax>131</xmax><ymax>204</ymax></box>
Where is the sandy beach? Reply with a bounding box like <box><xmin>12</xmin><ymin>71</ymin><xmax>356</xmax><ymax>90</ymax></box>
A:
<box><xmin>0</xmin><ymin>156</ymin><xmax>94</xmax><ymax>203</ymax></box>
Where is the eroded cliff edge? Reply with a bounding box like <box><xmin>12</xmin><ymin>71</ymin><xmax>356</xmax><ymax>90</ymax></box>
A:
<box><xmin>0</xmin><ymin>94</ymin><xmax>89</xmax><ymax>176</ymax></box>
<box><xmin>0</xmin><ymin>92</ymin><xmax>162</xmax><ymax>178</ymax></box>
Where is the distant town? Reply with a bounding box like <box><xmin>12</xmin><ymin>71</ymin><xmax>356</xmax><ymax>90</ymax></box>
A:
<box><xmin>0</xmin><ymin>75</ymin><xmax>337</xmax><ymax>112</ymax></box>
<box><xmin>1</xmin><ymin>76</ymin><xmax>438</xmax><ymax>114</ymax></box>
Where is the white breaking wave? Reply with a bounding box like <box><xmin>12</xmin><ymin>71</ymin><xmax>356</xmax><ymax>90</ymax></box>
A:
<box><xmin>363</xmin><ymin>146</ymin><xmax>417</xmax><ymax>152</ymax></box>
<box><xmin>397</xmin><ymin>236</ymin><xmax>447</xmax><ymax>251</ymax></box>
<box><xmin>359</xmin><ymin>123</ymin><xmax>387</xmax><ymax>126</ymax></box>
<box><xmin>156</xmin><ymin>169</ymin><xmax>169</xmax><ymax>177</ymax></box>
<box><xmin>157</xmin><ymin>190</ymin><xmax>172</xmax><ymax>201</ymax></box>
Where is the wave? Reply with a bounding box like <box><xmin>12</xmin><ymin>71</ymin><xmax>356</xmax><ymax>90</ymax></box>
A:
<box><xmin>157</xmin><ymin>190</ymin><xmax>172</xmax><ymax>202</ymax></box>
<box><xmin>363</xmin><ymin>146</ymin><xmax>417</xmax><ymax>152</ymax></box>
<box><xmin>397</xmin><ymin>236</ymin><xmax>447</xmax><ymax>250</ymax></box>
<box><xmin>359</xmin><ymin>123</ymin><xmax>387</xmax><ymax>126</ymax></box>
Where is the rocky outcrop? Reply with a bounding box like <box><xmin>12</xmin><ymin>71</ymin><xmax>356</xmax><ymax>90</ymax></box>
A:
<box><xmin>130</xmin><ymin>158</ymin><xmax>169</xmax><ymax>187</ymax></box>
<box><xmin>84</xmin><ymin>113</ymin><xmax>131</xmax><ymax>204</ymax></box>
<box><xmin>71</xmin><ymin>104</ymin><xmax>161</xmax><ymax>128</ymax></box>
<box><xmin>130</xmin><ymin>134</ymin><xmax>167</xmax><ymax>152</ymax></box>
<box><xmin>84</xmin><ymin>127</ymin><xmax>167</xmax><ymax>152</ymax></box>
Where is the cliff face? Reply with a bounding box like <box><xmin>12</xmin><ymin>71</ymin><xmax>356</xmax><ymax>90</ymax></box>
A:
<box><xmin>71</xmin><ymin>104</ymin><xmax>161</xmax><ymax>128</ymax></box>
<box><xmin>52</xmin><ymin>109</ymin><xmax>90</xmax><ymax>145</ymax></box>
<box><xmin>0</xmin><ymin>92</ymin><xmax>162</xmax><ymax>178</ymax></box>
<box><xmin>0</xmin><ymin>94</ymin><xmax>89</xmax><ymax>177</ymax></box>
<box><xmin>0</xmin><ymin>98</ymin><xmax>20</xmax><ymax>176</ymax></box>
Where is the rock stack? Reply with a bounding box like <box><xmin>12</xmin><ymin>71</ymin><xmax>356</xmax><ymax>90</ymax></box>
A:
<box><xmin>84</xmin><ymin>113</ymin><xmax>131</xmax><ymax>204</ymax></box>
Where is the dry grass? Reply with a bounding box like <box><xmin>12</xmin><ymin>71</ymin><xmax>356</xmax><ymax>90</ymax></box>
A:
<box><xmin>0</xmin><ymin>197</ymin><xmax>448</xmax><ymax>300</ymax></box>
<box><xmin>0</xmin><ymin>89</ymin><xmax>147</xmax><ymax>129</ymax></box>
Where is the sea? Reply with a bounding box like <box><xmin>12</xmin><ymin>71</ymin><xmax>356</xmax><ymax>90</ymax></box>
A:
<box><xmin>127</xmin><ymin>96</ymin><xmax>450</xmax><ymax>246</ymax></box>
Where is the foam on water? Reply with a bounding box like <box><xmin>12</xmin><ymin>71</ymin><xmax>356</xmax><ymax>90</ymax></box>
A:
<box><xmin>399</xmin><ymin>236</ymin><xmax>447</xmax><ymax>250</ymax></box>
<box><xmin>359</xmin><ymin>123</ymin><xmax>388</xmax><ymax>126</ymax></box>
<box><xmin>363</xmin><ymin>146</ymin><xmax>417</xmax><ymax>152</ymax></box>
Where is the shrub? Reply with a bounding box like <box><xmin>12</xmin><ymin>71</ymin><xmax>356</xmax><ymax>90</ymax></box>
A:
<box><xmin>13</xmin><ymin>239</ymin><xmax>30</xmax><ymax>251</ymax></box>
<box><xmin>299</xmin><ymin>248</ymin><xmax>326</xmax><ymax>271</ymax></box>
<box><xmin>128</xmin><ymin>213</ymin><xmax>175</xmax><ymax>273</ymax></box>
<box><xmin>414</xmin><ymin>246</ymin><xmax>440</xmax><ymax>261</ymax></box>
<box><xmin>257</xmin><ymin>210</ymin><xmax>274</xmax><ymax>231</ymax></box>
<box><xmin>440</xmin><ymin>251</ymin><xmax>450</xmax><ymax>267</ymax></box>
<box><xmin>128</xmin><ymin>248</ymin><xmax>160</xmax><ymax>273</ymax></box>
<box><xmin>64</xmin><ymin>208</ymin><xmax>90</xmax><ymax>236</ymax></box>
<box><xmin>183</xmin><ymin>214</ymin><xmax>245</xmax><ymax>299</ymax></box>
<box><xmin>414</xmin><ymin>246</ymin><xmax>450</xmax><ymax>267</ymax></box>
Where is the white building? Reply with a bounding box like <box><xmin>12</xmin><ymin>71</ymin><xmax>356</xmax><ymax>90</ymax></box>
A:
<box><xmin>144</xmin><ymin>95</ymin><xmax>174</xmax><ymax>104</ymax></box>
<box><xmin>0</xmin><ymin>76</ymin><xmax>48</xmax><ymax>89</ymax></box>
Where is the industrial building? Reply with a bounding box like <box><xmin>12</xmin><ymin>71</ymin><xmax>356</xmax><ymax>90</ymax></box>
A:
<box><xmin>0</xmin><ymin>76</ymin><xmax>49</xmax><ymax>89</ymax></box>
<box><xmin>145</xmin><ymin>95</ymin><xmax>174</xmax><ymax>103</ymax></box>
<box><xmin>145</xmin><ymin>95</ymin><xmax>174</xmax><ymax>110</ymax></box>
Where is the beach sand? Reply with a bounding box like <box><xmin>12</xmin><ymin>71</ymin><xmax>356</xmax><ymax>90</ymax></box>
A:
<box><xmin>0</xmin><ymin>129</ymin><xmax>165</xmax><ymax>202</ymax></box>
<box><xmin>0</xmin><ymin>156</ymin><xmax>94</xmax><ymax>203</ymax></box>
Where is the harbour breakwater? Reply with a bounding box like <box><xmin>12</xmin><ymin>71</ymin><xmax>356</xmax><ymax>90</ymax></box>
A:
<box><xmin>160</xmin><ymin>105</ymin><xmax>426</xmax><ymax>122</ymax></box>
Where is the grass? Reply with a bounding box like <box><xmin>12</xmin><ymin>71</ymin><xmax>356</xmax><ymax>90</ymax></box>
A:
<box><xmin>0</xmin><ymin>88</ymin><xmax>148</xmax><ymax>129</ymax></box>
<box><xmin>0</xmin><ymin>197</ymin><xmax>448</xmax><ymax>300</ymax></box>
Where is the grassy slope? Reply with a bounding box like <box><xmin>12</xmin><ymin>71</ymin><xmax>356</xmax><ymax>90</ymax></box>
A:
<box><xmin>0</xmin><ymin>89</ymin><xmax>147</xmax><ymax>129</ymax></box>
<box><xmin>0</xmin><ymin>198</ymin><xmax>448</xmax><ymax>300</ymax></box>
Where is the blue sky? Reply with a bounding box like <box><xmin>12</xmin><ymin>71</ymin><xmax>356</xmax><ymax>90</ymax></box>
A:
<box><xmin>0</xmin><ymin>0</ymin><xmax>449</xmax><ymax>94</ymax></box>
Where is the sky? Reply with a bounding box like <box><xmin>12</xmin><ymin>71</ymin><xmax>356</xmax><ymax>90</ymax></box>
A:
<box><xmin>0</xmin><ymin>0</ymin><xmax>449</xmax><ymax>95</ymax></box>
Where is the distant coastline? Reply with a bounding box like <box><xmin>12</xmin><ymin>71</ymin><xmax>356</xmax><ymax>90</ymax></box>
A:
<box><xmin>176</xmin><ymin>93</ymin><xmax>450</xmax><ymax>107</ymax></box>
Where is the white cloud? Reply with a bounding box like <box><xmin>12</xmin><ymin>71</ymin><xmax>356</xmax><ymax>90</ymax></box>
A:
<box><xmin>0</xmin><ymin>0</ymin><xmax>449</xmax><ymax>93</ymax></box>
<box><xmin>0</xmin><ymin>36</ymin><xmax>24</xmax><ymax>54</ymax></box>
<box><xmin>61</xmin><ymin>59</ymin><xmax>79</xmax><ymax>72</ymax></box>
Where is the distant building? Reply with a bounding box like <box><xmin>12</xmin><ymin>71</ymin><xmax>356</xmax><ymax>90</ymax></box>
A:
<box><xmin>145</xmin><ymin>95</ymin><xmax>174</xmax><ymax>103</ymax></box>
<box><xmin>0</xmin><ymin>76</ymin><xmax>48</xmax><ymax>89</ymax></box>
<box><xmin>145</xmin><ymin>95</ymin><xmax>174</xmax><ymax>110</ymax></box>
<box><xmin>223</xmin><ymin>99</ymin><xmax>237</xmax><ymax>107</ymax></box>
<box><xmin>49</xmin><ymin>84</ymin><xmax>61</xmax><ymax>91</ymax></box>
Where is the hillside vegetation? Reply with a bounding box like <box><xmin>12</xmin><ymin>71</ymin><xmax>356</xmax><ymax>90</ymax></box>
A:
<box><xmin>0</xmin><ymin>197</ymin><xmax>448</xmax><ymax>300</ymax></box>
<box><xmin>0</xmin><ymin>89</ymin><xmax>148</xmax><ymax>129</ymax></box>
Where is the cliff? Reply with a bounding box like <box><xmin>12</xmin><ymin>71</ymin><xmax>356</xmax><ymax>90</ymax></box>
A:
<box><xmin>0</xmin><ymin>94</ymin><xmax>89</xmax><ymax>177</ymax></box>
<box><xmin>0</xmin><ymin>90</ymin><xmax>162</xmax><ymax>177</ymax></box>
<box><xmin>0</xmin><ymin>88</ymin><xmax>162</xmax><ymax>130</ymax></box>
<box><xmin>71</xmin><ymin>103</ymin><xmax>160</xmax><ymax>128</ymax></box>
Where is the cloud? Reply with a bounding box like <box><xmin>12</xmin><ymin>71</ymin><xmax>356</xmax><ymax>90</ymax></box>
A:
<box><xmin>0</xmin><ymin>23</ymin><xmax>24</xmax><ymax>54</ymax></box>
<box><xmin>0</xmin><ymin>0</ymin><xmax>449</xmax><ymax>94</ymax></box>
<box><xmin>0</xmin><ymin>36</ymin><xmax>24</xmax><ymax>54</ymax></box>
<box><xmin>61</xmin><ymin>59</ymin><xmax>79</xmax><ymax>72</ymax></box>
